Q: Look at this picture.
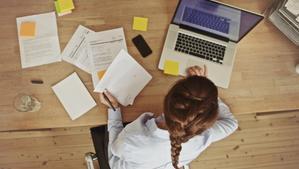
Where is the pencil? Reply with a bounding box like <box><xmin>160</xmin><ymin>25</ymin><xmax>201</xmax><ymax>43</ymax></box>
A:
<box><xmin>103</xmin><ymin>92</ymin><xmax>116</xmax><ymax>111</ymax></box>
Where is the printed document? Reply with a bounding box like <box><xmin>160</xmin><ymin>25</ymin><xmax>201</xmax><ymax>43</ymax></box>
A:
<box><xmin>94</xmin><ymin>50</ymin><xmax>152</xmax><ymax>106</ymax></box>
<box><xmin>16</xmin><ymin>12</ymin><xmax>61</xmax><ymax>68</ymax></box>
<box><xmin>52</xmin><ymin>72</ymin><xmax>97</xmax><ymax>120</ymax></box>
<box><xmin>86</xmin><ymin>27</ymin><xmax>127</xmax><ymax>88</ymax></box>
<box><xmin>61</xmin><ymin>25</ymin><xmax>94</xmax><ymax>74</ymax></box>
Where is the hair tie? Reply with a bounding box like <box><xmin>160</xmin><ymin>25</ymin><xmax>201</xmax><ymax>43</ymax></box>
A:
<box><xmin>188</xmin><ymin>95</ymin><xmax>204</xmax><ymax>101</ymax></box>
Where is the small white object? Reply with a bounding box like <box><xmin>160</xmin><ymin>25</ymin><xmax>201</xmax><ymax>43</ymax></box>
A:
<box><xmin>94</xmin><ymin>50</ymin><xmax>152</xmax><ymax>106</ymax></box>
<box><xmin>296</xmin><ymin>64</ymin><xmax>299</xmax><ymax>74</ymax></box>
<box><xmin>16</xmin><ymin>12</ymin><xmax>61</xmax><ymax>68</ymax></box>
<box><xmin>52</xmin><ymin>72</ymin><xmax>97</xmax><ymax>120</ymax></box>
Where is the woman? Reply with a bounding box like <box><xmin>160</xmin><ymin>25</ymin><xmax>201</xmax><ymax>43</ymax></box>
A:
<box><xmin>100</xmin><ymin>66</ymin><xmax>238</xmax><ymax>169</ymax></box>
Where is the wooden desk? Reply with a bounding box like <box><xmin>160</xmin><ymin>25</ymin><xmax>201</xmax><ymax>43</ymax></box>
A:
<box><xmin>0</xmin><ymin>0</ymin><xmax>299</xmax><ymax>131</ymax></box>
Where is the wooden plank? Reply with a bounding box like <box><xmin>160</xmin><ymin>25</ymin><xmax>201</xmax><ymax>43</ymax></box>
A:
<box><xmin>0</xmin><ymin>0</ymin><xmax>299</xmax><ymax>132</ymax></box>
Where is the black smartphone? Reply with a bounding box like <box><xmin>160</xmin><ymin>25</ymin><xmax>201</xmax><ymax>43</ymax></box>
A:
<box><xmin>132</xmin><ymin>35</ymin><xmax>152</xmax><ymax>57</ymax></box>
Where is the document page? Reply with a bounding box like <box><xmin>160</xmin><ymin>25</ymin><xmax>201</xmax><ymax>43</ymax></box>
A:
<box><xmin>94</xmin><ymin>50</ymin><xmax>152</xmax><ymax>106</ymax></box>
<box><xmin>52</xmin><ymin>72</ymin><xmax>97</xmax><ymax>120</ymax></box>
<box><xmin>61</xmin><ymin>25</ymin><xmax>94</xmax><ymax>74</ymax></box>
<box><xmin>16</xmin><ymin>12</ymin><xmax>61</xmax><ymax>68</ymax></box>
<box><xmin>86</xmin><ymin>27</ymin><xmax>127</xmax><ymax>88</ymax></box>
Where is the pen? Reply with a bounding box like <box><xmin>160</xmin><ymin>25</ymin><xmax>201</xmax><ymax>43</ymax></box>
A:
<box><xmin>31</xmin><ymin>79</ymin><xmax>44</xmax><ymax>84</ymax></box>
<box><xmin>103</xmin><ymin>92</ymin><xmax>116</xmax><ymax>111</ymax></box>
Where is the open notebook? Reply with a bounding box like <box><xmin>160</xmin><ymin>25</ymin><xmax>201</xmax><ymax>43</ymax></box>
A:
<box><xmin>94</xmin><ymin>50</ymin><xmax>152</xmax><ymax>106</ymax></box>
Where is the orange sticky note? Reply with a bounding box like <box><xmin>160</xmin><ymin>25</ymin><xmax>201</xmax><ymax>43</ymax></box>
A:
<box><xmin>133</xmin><ymin>17</ymin><xmax>148</xmax><ymax>31</ymax></box>
<box><xmin>97</xmin><ymin>70</ymin><xmax>106</xmax><ymax>80</ymax></box>
<box><xmin>20</xmin><ymin>21</ymin><xmax>36</xmax><ymax>37</ymax></box>
<box><xmin>164</xmin><ymin>60</ymin><xmax>179</xmax><ymax>76</ymax></box>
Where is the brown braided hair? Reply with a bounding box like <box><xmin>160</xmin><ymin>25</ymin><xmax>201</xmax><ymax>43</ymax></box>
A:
<box><xmin>164</xmin><ymin>76</ymin><xmax>219</xmax><ymax>169</ymax></box>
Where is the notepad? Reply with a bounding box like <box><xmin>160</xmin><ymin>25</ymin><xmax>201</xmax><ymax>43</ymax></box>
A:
<box><xmin>52</xmin><ymin>72</ymin><xmax>97</xmax><ymax>120</ymax></box>
<box><xmin>20</xmin><ymin>21</ymin><xmax>36</xmax><ymax>37</ymax></box>
<box><xmin>164</xmin><ymin>60</ymin><xmax>179</xmax><ymax>76</ymax></box>
<box><xmin>94</xmin><ymin>50</ymin><xmax>152</xmax><ymax>106</ymax></box>
<box><xmin>133</xmin><ymin>17</ymin><xmax>148</xmax><ymax>31</ymax></box>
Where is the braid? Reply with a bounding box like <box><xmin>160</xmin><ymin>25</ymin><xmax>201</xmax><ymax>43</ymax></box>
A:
<box><xmin>164</xmin><ymin>76</ymin><xmax>219</xmax><ymax>169</ymax></box>
<box><xmin>170</xmin><ymin>135</ymin><xmax>182</xmax><ymax>169</ymax></box>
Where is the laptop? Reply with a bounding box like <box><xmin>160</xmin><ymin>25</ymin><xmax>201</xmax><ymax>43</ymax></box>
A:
<box><xmin>158</xmin><ymin>0</ymin><xmax>263</xmax><ymax>88</ymax></box>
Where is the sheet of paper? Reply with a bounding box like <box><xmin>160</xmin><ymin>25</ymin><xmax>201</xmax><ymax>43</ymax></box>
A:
<box><xmin>133</xmin><ymin>17</ymin><xmax>149</xmax><ymax>31</ymax></box>
<box><xmin>285</xmin><ymin>0</ymin><xmax>299</xmax><ymax>16</ymax></box>
<box><xmin>86</xmin><ymin>27</ymin><xmax>127</xmax><ymax>88</ymax></box>
<box><xmin>16</xmin><ymin>12</ymin><xmax>61</xmax><ymax>68</ymax></box>
<box><xmin>52</xmin><ymin>72</ymin><xmax>97</xmax><ymax>120</ymax></box>
<box><xmin>62</xmin><ymin>25</ymin><xmax>94</xmax><ymax>74</ymax></box>
<box><xmin>164</xmin><ymin>59</ymin><xmax>179</xmax><ymax>76</ymax></box>
<box><xmin>94</xmin><ymin>50</ymin><xmax>152</xmax><ymax>106</ymax></box>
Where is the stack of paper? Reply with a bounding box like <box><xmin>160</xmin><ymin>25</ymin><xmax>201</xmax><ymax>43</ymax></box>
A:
<box><xmin>85</xmin><ymin>27</ymin><xmax>128</xmax><ymax>88</ymax></box>
<box><xmin>54</xmin><ymin>0</ymin><xmax>75</xmax><ymax>16</ymax></box>
<box><xmin>16</xmin><ymin>12</ymin><xmax>61</xmax><ymax>68</ymax></box>
<box><xmin>94</xmin><ymin>50</ymin><xmax>152</xmax><ymax>106</ymax></box>
<box><xmin>268</xmin><ymin>0</ymin><xmax>299</xmax><ymax>46</ymax></box>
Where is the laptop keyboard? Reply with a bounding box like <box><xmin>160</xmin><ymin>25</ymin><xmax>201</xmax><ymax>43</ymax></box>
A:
<box><xmin>174</xmin><ymin>33</ymin><xmax>226</xmax><ymax>64</ymax></box>
<box><xmin>182</xmin><ymin>7</ymin><xmax>230</xmax><ymax>34</ymax></box>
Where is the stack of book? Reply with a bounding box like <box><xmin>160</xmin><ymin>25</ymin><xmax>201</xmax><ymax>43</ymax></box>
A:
<box><xmin>268</xmin><ymin>0</ymin><xmax>299</xmax><ymax>45</ymax></box>
<box><xmin>54</xmin><ymin>0</ymin><xmax>75</xmax><ymax>16</ymax></box>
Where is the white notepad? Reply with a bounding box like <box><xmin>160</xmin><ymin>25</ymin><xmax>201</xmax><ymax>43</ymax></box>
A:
<box><xmin>52</xmin><ymin>72</ymin><xmax>97</xmax><ymax>120</ymax></box>
<box><xmin>94</xmin><ymin>50</ymin><xmax>152</xmax><ymax>106</ymax></box>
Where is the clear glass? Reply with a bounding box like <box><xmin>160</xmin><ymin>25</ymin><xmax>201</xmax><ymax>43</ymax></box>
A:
<box><xmin>13</xmin><ymin>94</ymin><xmax>41</xmax><ymax>112</ymax></box>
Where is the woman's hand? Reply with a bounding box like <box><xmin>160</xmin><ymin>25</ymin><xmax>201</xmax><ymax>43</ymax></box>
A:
<box><xmin>99</xmin><ymin>90</ymin><xmax>119</xmax><ymax>109</ymax></box>
<box><xmin>186</xmin><ymin>65</ymin><xmax>207</xmax><ymax>77</ymax></box>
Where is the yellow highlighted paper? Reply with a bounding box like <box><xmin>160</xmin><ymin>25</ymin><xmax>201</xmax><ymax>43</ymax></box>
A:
<box><xmin>20</xmin><ymin>22</ymin><xmax>36</xmax><ymax>37</ymax></box>
<box><xmin>133</xmin><ymin>17</ymin><xmax>148</xmax><ymax>31</ymax></box>
<box><xmin>97</xmin><ymin>70</ymin><xmax>106</xmax><ymax>80</ymax></box>
<box><xmin>164</xmin><ymin>60</ymin><xmax>179</xmax><ymax>76</ymax></box>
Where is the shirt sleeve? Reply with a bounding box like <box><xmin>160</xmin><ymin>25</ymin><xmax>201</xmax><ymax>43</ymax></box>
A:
<box><xmin>107</xmin><ymin>108</ymin><xmax>124</xmax><ymax>161</ymax></box>
<box><xmin>208</xmin><ymin>98</ymin><xmax>238</xmax><ymax>142</ymax></box>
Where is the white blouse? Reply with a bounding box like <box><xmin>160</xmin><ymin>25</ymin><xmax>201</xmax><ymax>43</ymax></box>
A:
<box><xmin>107</xmin><ymin>99</ymin><xmax>238</xmax><ymax>169</ymax></box>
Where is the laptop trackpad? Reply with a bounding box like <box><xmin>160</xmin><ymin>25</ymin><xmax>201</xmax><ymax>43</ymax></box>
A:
<box><xmin>186</xmin><ymin>59</ymin><xmax>206</xmax><ymax>70</ymax></box>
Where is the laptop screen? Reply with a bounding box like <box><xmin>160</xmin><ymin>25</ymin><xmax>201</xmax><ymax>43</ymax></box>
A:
<box><xmin>172</xmin><ymin>0</ymin><xmax>263</xmax><ymax>42</ymax></box>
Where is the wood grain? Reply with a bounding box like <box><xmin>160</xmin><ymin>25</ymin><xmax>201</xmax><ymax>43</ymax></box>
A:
<box><xmin>1</xmin><ymin>111</ymin><xmax>299</xmax><ymax>169</ymax></box>
<box><xmin>0</xmin><ymin>0</ymin><xmax>299</xmax><ymax>131</ymax></box>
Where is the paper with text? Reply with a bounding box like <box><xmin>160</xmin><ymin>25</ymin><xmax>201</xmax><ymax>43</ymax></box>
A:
<box><xmin>16</xmin><ymin>12</ymin><xmax>61</xmax><ymax>68</ymax></box>
<box><xmin>52</xmin><ymin>72</ymin><xmax>97</xmax><ymax>120</ymax></box>
<box><xmin>86</xmin><ymin>27</ymin><xmax>127</xmax><ymax>88</ymax></box>
<box><xmin>62</xmin><ymin>25</ymin><xmax>94</xmax><ymax>74</ymax></box>
<box><xmin>94</xmin><ymin>50</ymin><xmax>152</xmax><ymax>106</ymax></box>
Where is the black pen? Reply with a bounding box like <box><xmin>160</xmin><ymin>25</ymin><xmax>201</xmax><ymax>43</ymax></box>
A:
<box><xmin>103</xmin><ymin>92</ymin><xmax>116</xmax><ymax>111</ymax></box>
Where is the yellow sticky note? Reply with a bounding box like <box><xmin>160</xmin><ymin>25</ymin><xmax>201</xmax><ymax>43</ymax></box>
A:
<box><xmin>56</xmin><ymin>0</ymin><xmax>75</xmax><ymax>13</ymax></box>
<box><xmin>164</xmin><ymin>60</ymin><xmax>179</xmax><ymax>76</ymax></box>
<box><xmin>133</xmin><ymin>17</ymin><xmax>148</xmax><ymax>31</ymax></box>
<box><xmin>97</xmin><ymin>70</ymin><xmax>106</xmax><ymax>80</ymax></box>
<box><xmin>20</xmin><ymin>22</ymin><xmax>36</xmax><ymax>37</ymax></box>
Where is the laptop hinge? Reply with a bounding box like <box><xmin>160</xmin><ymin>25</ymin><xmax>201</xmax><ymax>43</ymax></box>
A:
<box><xmin>179</xmin><ymin>24</ymin><xmax>230</xmax><ymax>42</ymax></box>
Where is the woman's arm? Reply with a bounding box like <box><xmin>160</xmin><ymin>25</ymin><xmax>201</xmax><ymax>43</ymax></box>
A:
<box><xmin>208</xmin><ymin>98</ymin><xmax>238</xmax><ymax>142</ymax></box>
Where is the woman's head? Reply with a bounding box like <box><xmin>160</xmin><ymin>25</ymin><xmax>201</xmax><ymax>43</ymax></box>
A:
<box><xmin>164</xmin><ymin>76</ymin><xmax>219</xmax><ymax>169</ymax></box>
